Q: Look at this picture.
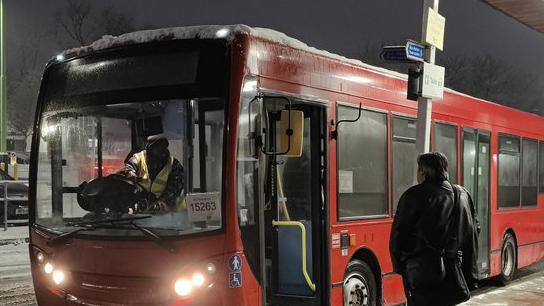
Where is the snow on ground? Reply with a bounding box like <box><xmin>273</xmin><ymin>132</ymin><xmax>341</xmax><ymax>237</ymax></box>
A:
<box><xmin>0</xmin><ymin>242</ymin><xmax>30</xmax><ymax>279</ymax></box>
<box><xmin>0</xmin><ymin>240</ymin><xmax>36</xmax><ymax>306</ymax></box>
<box><xmin>0</xmin><ymin>276</ymin><xmax>36</xmax><ymax>306</ymax></box>
<box><xmin>0</xmin><ymin>226</ymin><xmax>29</xmax><ymax>244</ymax></box>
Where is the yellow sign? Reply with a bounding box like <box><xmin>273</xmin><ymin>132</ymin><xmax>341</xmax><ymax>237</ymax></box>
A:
<box><xmin>9</xmin><ymin>152</ymin><xmax>16</xmax><ymax>165</ymax></box>
<box><xmin>424</xmin><ymin>8</ymin><xmax>445</xmax><ymax>50</ymax></box>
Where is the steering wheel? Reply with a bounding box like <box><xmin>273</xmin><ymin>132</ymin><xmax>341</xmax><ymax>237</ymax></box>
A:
<box><xmin>77</xmin><ymin>173</ymin><xmax>152</xmax><ymax>213</ymax></box>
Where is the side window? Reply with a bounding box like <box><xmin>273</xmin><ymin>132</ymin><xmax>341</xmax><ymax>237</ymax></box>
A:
<box><xmin>498</xmin><ymin>135</ymin><xmax>520</xmax><ymax>208</ymax></box>
<box><xmin>522</xmin><ymin>138</ymin><xmax>538</xmax><ymax>206</ymax></box>
<box><xmin>434</xmin><ymin>123</ymin><xmax>458</xmax><ymax>184</ymax></box>
<box><xmin>392</xmin><ymin>117</ymin><xmax>418</xmax><ymax>213</ymax></box>
<box><xmin>337</xmin><ymin>105</ymin><xmax>388</xmax><ymax>219</ymax></box>
<box><xmin>540</xmin><ymin>142</ymin><xmax>544</xmax><ymax>194</ymax></box>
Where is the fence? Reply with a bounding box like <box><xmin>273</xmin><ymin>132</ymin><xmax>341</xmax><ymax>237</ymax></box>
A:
<box><xmin>1</xmin><ymin>180</ymin><xmax>29</xmax><ymax>231</ymax></box>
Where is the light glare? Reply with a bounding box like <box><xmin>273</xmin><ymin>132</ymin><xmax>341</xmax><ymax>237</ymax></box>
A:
<box><xmin>192</xmin><ymin>273</ymin><xmax>205</xmax><ymax>287</ymax></box>
<box><xmin>53</xmin><ymin>270</ymin><xmax>65</xmax><ymax>285</ymax></box>
<box><xmin>44</xmin><ymin>263</ymin><xmax>54</xmax><ymax>274</ymax></box>
<box><xmin>174</xmin><ymin>279</ymin><xmax>192</xmax><ymax>297</ymax></box>
<box><xmin>36</xmin><ymin>252</ymin><xmax>45</xmax><ymax>263</ymax></box>
<box><xmin>56</xmin><ymin>54</ymin><xmax>65</xmax><ymax>61</ymax></box>
<box><xmin>216</xmin><ymin>28</ymin><xmax>230</xmax><ymax>38</ymax></box>
<box><xmin>206</xmin><ymin>263</ymin><xmax>216</xmax><ymax>274</ymax></box>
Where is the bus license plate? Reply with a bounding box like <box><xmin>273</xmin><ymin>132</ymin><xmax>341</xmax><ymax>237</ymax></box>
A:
<box><xmin>16</xmin><ymin>207</ymin><xmax>28</xmax><ymax>215</ymax></box>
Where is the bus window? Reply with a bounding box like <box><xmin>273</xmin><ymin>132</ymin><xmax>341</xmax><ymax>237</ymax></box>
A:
<box><xmin>392</xmin><ymin>117</ymin><xmax>418</xmax><ymax>213</ymax></box>
<box><xmin>36</xmin><ymin>98</ymin><xmax>225</xmax><ymax>235</ymax></box>
<box><xmin>434</xmin><ymin>123</ymin><xmax>458</xmax><ymax>184</ymax></box>
<box><xmin>521</xmin><ymin>138</ymin><xmax>538</xmax><ymax>206</ymax></box>
<box><xmin>337</xmin><ymin>105</ymin><xmax>388</xmax><ymax>219</ymax></box>
<box><xmin>498</xmin><ymin>135</ymin><xmax>521</xmax><ymax>208</ymax></box>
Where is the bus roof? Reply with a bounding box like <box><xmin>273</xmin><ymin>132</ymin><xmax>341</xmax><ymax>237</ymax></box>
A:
<box><xmin>58</xmin><ymin>24</ymin><xmax>541</xmax><ymax>124</ymax></box>
<box><xmin>61</xmin><ymin>24</ymin><xmax>407</xmax><ymax>80</ymax></box>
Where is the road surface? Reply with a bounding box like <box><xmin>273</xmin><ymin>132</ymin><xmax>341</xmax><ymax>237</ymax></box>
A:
<box><xmin>0</xmin><ymin>242</ymin><xmax>36</xmax><ymax>305</ymax></box>
<box><xmin>0</xmin><ymin>238</ymin><xmax>543</xmax><ymax>306</ymax></box>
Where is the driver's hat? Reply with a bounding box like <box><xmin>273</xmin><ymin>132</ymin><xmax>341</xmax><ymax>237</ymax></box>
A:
<box><xmin>146</xmin><ymin>134</ymin><xmax>169</xmax><ymax>151</ymax></box>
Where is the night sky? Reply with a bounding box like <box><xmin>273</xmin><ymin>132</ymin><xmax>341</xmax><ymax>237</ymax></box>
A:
<box><xmin>6</xmin><ymin>0</ymin><xmax>544</xmax><ymax>90</ymax></box>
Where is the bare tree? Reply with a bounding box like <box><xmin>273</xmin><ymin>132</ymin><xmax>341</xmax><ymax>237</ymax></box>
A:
<box><xmin>441</xmin><ymin>54</ymin><xmax>543</xmax><ymax>112</ymax></box>
<box><xmin>98</xmin><ymin>6</ymin><xmax>135</xmax><ymax>36</ymax></box>
<box><xmin>55</xmin><ymin>0</ymin><xmax>136</xmax><ymax>48</ymax></box>
<box><xmin>55</xmin><ymin>0</ymin><xmax>93</xmax><ymax>46</ymax></box>
<box><xmin>8</xmin><ymin>32</ymin><xmax>45</xmax><ymax>137</ymax></box>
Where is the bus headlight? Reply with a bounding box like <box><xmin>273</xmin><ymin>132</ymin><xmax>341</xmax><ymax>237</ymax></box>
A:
<box><xmin>44</xmin><ymin>262</ymin><xmax>54</xmax><ymax>274</ymax></box>
<box><xmin>174</xmin><ymin>279</ymin><xmax>193</xmax><ymax>297</ymax></box>
<box><xmin>36</xmin><ymin>252</ymin><xmax>45</xmax><ymax>263</ymax></box>
<box><xmin>173</xmin><ymin>261</ymin><xmax>218</xmax><ymax>298</ymax></box>
<box><xmin>191</xmin><ymin>273</ymin><xmax>205</xmax><ymax>287</ymax></box>
<box><xmin>53</xmin><ymin>270</ymin><xmax>65</xmax><ymax>285</ymax></box>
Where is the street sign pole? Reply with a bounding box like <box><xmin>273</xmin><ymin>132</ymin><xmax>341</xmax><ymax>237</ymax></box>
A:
<box><xmin>0</xmin><ymin>0</ymin><xmax>6</xmax><ymax>153</ymax></box>
<box><xmin>415</xmin><ymin>0</ymin><xmax>439</xmax><ymax>154</ymax></box>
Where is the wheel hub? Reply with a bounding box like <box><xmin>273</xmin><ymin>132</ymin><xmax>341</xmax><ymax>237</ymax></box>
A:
<box><xmin>502</xmin><ymin>243</ymin><xmax>514</xmax><ymax>276</ymax></box>
<box><xmin>344</xmin><ymin>274</ymin><xmax>369</xmax><ymax>306</ymax></box>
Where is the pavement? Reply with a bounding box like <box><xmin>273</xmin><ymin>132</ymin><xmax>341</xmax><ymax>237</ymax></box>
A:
<box><xmin>0</xmin><ymin>226</ymin><xmax>543</xmax><ymax>306</ymax></box>
<box><xmin>461</xmin><ymin>261</ymin><xmax>544</xmax><ymax>306</ymax></box>
<box><xmin>0</xmin><ymin>226</ymin><xmax>29</xmax><ymax>246</ymax></box>
<box><xmin>0</xmin><ymin>226</ymin><xmax>36</xmax><ymax>305</ymax></box>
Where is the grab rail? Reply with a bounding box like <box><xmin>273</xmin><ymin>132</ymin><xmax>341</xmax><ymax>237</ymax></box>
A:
<box><xmin>272</xmin><ymin>220</ymin><xmax>316</xmax><ymax>292</ymax></box>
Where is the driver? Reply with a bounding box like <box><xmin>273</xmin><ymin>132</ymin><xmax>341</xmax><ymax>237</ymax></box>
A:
<box><xmin>123</xmin><ymin>135</ymin><xmax>185</xmax><ymax>212</ymax></box>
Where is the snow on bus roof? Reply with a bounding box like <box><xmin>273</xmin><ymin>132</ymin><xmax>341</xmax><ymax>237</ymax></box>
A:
<box><xmin>60</xmin><ymin>24</ymin><xmax>508</xmax><ymax>106</ymax></box>
<box><xmin>61</xmin><ymin>24</ymin><xmax>408</xmax><ymax>81</ymax></box>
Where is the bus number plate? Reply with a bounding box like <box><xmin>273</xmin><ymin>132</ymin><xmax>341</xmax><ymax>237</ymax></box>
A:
<box><xmin>186</xmin><ymin>192</ymin><xmax>221</xmax><ymax>223</ymax></box>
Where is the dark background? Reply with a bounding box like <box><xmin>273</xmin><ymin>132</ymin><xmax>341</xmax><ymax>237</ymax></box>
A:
<box><xmin>6</xmin><ymin>0</ymin><xmax>544</xmax><ymax>136</ymax></box>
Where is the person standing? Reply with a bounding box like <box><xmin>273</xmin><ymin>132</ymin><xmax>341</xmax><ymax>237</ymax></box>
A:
<box><xmin>390</xmin><ymin>152</ymin><xmax>479</xmax><ymax>306</ymax></box>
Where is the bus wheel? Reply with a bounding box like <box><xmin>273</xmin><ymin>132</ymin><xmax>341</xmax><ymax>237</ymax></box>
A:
<box><xmin>343</xmin><ymin>260</ymin><xmax>377</xmax><ymax>306</ymax></box>
<box><xmin>499</xmin><ymin>233</ymin><xmax>516</xmax><ymax>285</ymax></box>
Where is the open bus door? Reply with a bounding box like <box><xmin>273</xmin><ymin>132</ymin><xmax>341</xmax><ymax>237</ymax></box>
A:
<box><xmin>256</xmin><ymin>98</ymin><xmax>327</xmax><ymax>306</ymax></box>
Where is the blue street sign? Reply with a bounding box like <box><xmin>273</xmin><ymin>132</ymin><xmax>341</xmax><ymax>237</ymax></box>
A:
<box><xmin>405</xmin><ymin>41</ymin><xmax>425</xmax><ymax>62</ymax></box>
<box><xmin>381</xmin><ymin>41</ymin><xmax>426</xmax><ymax>63</ymax></box>
<box><xmin>380</xmin><ymin>46</ymin><xmax>407</xmax><ymax>62</ymax></box>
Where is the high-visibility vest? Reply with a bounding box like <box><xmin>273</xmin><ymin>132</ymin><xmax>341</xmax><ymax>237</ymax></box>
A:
<box><xmin>133</xmin><ymin>151</ymin><xmax>185</xmax><ymax>210</ymax></box>
<box><xmin>134</xmin><ymin>151</ymin><xmax>173</xmax><ymax>198</ymax></box>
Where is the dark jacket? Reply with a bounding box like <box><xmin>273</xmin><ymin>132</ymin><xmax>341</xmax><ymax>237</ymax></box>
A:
<box><xmin>390</xmin><ymin>179</ymin><xmax>479</xmax><ymax>305</ymax></box>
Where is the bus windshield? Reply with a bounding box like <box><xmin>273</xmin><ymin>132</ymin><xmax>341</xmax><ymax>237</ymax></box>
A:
<box><xmin>33</xmin><ymin>41</ymin><xmax>228</xmax><ymax>237</ymax></box>
<box><xmin>36</xmin><ymin>99</ymin><xmax>225</xmax><ymax>236</ymax></box>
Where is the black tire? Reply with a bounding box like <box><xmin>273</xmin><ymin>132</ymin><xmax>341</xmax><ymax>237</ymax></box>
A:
<box><xmin>498</xmin><ymin>232</ymin><xmax>517</xmax><ymax>285</ymax></box>
<box><xmin>343</xmin><ymin>260</ymin><xmax>378</xmax><ymax>306</ymax></box>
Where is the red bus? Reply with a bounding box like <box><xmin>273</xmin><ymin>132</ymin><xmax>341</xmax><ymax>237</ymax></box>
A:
<box><xmin>29</xmin><ymin>25</ymin><xmax>544</xmax><ymax>306</ymax></box>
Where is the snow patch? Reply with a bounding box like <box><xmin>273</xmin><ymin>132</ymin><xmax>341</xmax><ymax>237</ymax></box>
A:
<box><xmin>60</xmin><ymin>24</ymin><xmax>408</xmax><ymax>81</ymax></box>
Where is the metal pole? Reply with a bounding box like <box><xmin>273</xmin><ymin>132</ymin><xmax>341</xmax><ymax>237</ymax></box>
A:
<box><xmin>3</xmin><ymin>183</ymin><xmax>7</xmax><ymax>231</ymax></box>
<box><xmin>415</xmin><ymin>0</ymin><xmax>439</xmax><ymax>154</ymax></box>
<box><xmin>0</xmin><ymin>0</ymin><xmax>6</xmax><ymax>153</ymax></box>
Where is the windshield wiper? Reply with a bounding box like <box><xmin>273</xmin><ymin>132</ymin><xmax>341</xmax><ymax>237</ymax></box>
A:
<box><xmin>49</xmin><ymin>215</ymin><xmax>176</xmax><ymax>253</ymax></box>
<box><xmin>46</xmin><ymin>226</ymin><xmax>95</xmax><ymax>246</ymax></box>
<box><xmin>66</xmin><ymin>214</ymin><xmax>152</xmax><ymax>227</ymax></box>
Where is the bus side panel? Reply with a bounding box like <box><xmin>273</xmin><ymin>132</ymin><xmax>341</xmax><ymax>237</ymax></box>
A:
<box><xmin>382</xmin><ymin>274</ymin><xmax>405</xmax><ymax>306</ymax></box>
<box><xmin>329</xmin><ymin>222</ymin><xmax>400</xmax><ymax>305</ymax></box>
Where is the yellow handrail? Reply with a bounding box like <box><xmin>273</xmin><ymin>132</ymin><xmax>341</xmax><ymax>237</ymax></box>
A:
<box><xmin>276</xmin><ymin>167</ymin><xmax>290</xmax><ymax>221</ymax></box>
<box><xmin>272</xmin><ymin>220</ymin><xmax>316</xmax><ymax>292</ymax></box>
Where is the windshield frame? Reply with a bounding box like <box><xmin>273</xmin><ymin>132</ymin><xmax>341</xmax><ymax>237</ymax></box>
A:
<box><xmin>29</xmin><ymin>39</ymin><xmax>231</xmax><ymax>240</ymax></box>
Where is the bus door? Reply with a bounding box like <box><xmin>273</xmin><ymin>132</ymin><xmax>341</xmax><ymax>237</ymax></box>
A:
<box><xmin>462</xmin><ymin>129</ymin><xmax>491</xmax><ymax>277</ymax></box>
<box><xmin>262</xmin><ymin>100</ymin><xmax>326</xmax><ymax>306</ymax></box>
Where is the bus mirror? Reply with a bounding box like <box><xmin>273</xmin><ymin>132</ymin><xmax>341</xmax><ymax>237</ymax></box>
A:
<box><xmin>279</xmin><ymin>110</ymin><xmax>304</xmax><ymax>157</ymax></box>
